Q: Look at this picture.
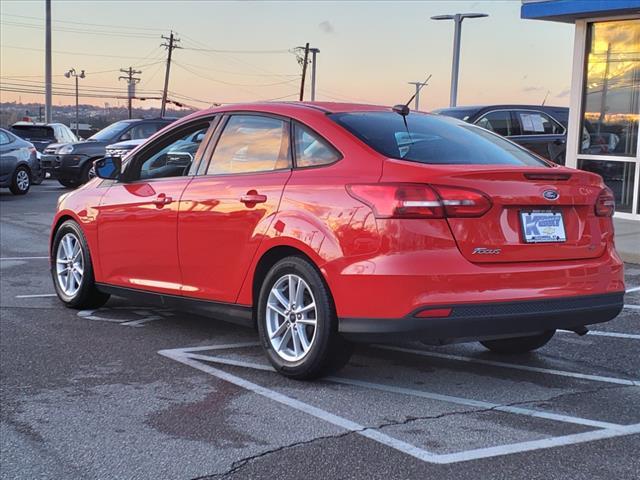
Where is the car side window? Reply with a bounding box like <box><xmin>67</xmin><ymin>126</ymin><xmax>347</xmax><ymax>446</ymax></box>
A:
<box><xmin>0</xmin><ymin>131</ymin><xmax>10</xmax><ymax>145</ymax></box>
<box><xmin>128</xmin><ymin>121</ymin><xmax>212</xmax><ymax>181</ymax></box>
<box><xmin>293</xmin><ymin>123</ymin><xmax>340</xmax><ymax>168</ymax></box>
<box><xmin>475</xmin><ymin>111</ymin><xmax>514</xmax><ymax>136</ymax></box>
<box><xmin>207</xmin><ymin>115</ymin><xmax>291</xmax><ymax>175</ymax></box>
<box><xmin>516</xmin><ymin>111</ymin><xmax>564</xmax><ymax>135</ymax></box>
<box><xmin>124</xmin><ymin>123</ymin><xmax>163</xmax><ymax>141</ymax></box>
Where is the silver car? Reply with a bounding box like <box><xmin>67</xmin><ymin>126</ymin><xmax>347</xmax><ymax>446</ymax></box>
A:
<box><xmin>0</xmin><ymin>128</ymin><xmax>39</xmax><ymax>195</ymax></box>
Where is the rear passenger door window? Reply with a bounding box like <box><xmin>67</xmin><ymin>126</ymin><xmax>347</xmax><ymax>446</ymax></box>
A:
<box><xmin>515</xmin><ymin>111</ymin><xmax>564</xmax><ymax>135</ymax></box>
<box><xmin>293</xmin><ymin>123</ymin><xmax>340</xmax><ymax>168</ymax></box>
<box><xmin>475</xmin><ymin>111</ymin><xmax>515</xmax><ymax>137</ymax></box>
<box><xmin>207</xmin><ymin>115</ymin><xmax>291</xmax><ymax>175</ymax></box>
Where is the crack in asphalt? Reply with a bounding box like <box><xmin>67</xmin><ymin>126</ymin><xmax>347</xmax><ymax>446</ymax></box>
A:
<box><xmin>189</xmin><ymin>382</ymin><xmax>636</xmax><ymax>479</ymax></box>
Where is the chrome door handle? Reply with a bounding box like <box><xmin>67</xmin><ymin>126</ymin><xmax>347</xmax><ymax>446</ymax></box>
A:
<box><xmin>152</xmin><ymin>194</ymin><xmax>173</xmax><ymax>206</ymax></box>
<box><xmin>240</xmin><ymin>193</ymin><xmax>267</xmax><ymax>204</ymax></box>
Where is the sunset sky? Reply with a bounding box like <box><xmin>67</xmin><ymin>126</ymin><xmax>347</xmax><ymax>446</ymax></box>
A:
<box><xmin>0</xmin><ymin>0</ymin><xmax>575</xmax><ymax>111</ymax></box>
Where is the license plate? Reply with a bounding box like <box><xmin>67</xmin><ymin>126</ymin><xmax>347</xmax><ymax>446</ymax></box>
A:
<box><xmin>520</xmin><ymin>210</ymin><xmax>566</xmax><ymax>243</ymax></box>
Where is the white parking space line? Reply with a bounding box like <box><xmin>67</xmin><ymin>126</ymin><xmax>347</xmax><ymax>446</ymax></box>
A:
<box><xmin>184</xmin><ymin>349</ymin><xmax>623</xmax><ymax>430</ymax></box>
<box><xmin>1</xmin><ymin>256</ymin><xmax>49</xmax><ymax>261</ymax></box>
<box><xmin>15</xmin><ymin>293</ymin><xmax>56</xmax><ymax>298</ymax></box>
<box><xmin>626</xmin><ymin>286</ymin><xmax>640</xmax><ymax>293</ymax></box>
<box><xmin>435</xmin><ymin>424</ymin><xmax>640</xmax><ymax>464</ymax></box>
<box><xmin>624</xmin><ymin>304</ymin><xmax>640</xmax><ymax>310</ymax></box>
<box><xmin>374</xmin><ymin>345</ymin><xmax>640</xmax><ymax>386</ymax></box>
<box><xmin>159</xmin><ymin>343</ymin><xmax>640</xmax><ymax>465</ymax></box>
<box><xmin>559</xmin><ymin>329</ymin><xmax>640</xmax><ymax>340</ymax></box>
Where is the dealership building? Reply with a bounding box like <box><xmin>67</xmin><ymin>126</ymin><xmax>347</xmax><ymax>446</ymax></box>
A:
<box><xmin>522</xmin><ymin>0</ymin><xmax>640</xmax><ymax>221</ymax></box>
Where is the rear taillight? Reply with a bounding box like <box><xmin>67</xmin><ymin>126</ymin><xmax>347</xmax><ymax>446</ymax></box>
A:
<box><xmin>346</xmin><ymin>183</ymin><xmax>491</xmax><ymax>219</ymax></box>
<box><xmin>431</xmin><ymin>185</ymin><xmax>492</xmax><ymax>218</ymax></box>
<box><xmin>595</xmin><ymin>187</ymin><xmax>615</xmax><ymax>217</ymax></box>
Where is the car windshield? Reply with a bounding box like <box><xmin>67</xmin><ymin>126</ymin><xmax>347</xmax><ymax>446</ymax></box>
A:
<box><xmin>88</xmin><ymin>121</ymin><xmax>131</xmax><ymax>141</ymax></box>
<box><xmin>11</xmin><ymin>125</ymin><xmax>55</xmax><ymax>140</ymax></box>
<box><xmin>330</xmin><ymin>111</ymin><xmax>548</xmax><ymax>166</ymax></box>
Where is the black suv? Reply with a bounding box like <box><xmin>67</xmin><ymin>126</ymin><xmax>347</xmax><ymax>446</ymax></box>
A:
<box><xmin>41</xmin><ymin>118</ymin><xmax>175</xmax><ymax>188</ymax></box>
<box><xmin>433</xmin><ymin>105</ymin><xmax>568</xmax><ymax>164</ymax></box>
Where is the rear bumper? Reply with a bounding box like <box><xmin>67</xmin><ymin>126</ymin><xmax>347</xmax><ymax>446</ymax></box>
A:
<box><xmin>339</xmin><ymin>292</ymin><xmax>624</xmax><ymax>342</ymax></box>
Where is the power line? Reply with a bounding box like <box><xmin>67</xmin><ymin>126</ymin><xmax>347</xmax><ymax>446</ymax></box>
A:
<box><xmin>1</xmin><ymin>20</ymin><xmax>159</xmax><ymax>39</ymax></box>
<box><xmin>183</xmin><ymin>47</ymin><xmax>290</xmax><ymax>54</ymax></box>
<box><xmin>1</xmin><ymin>44</ymin><xmax>165</xmax><ymax>62</ymax></box>
<box><xmin>2</xmin><ymin>13</ymin><xmax>165</xmax><ymax>32</ymax></box>
<box><xmin>173</xmin><ymin>61</ymin><xmax>299</xmax><ymax>88</ymax></box>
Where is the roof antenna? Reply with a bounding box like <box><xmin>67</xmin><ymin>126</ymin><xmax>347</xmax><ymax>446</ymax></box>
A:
<box><xmin>393</xmin><ymin>74</ymin><xmax>432</xmax><ymax>116</ymax></box>
<box><xmin>541</xmin><ymin>89</ymin><xmax>550</xmax><ymax>106</ymax></box>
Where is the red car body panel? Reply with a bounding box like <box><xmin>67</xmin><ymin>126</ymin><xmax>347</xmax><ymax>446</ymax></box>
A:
<box><xmin>51</xmin><ymin>102</ymin><xmax>624</xmax><ymax>337</ymax></box>
<box><xmin>178</xmin><ymin>170</ymin><xmax>291</xmax><ymax>303</ymax></box>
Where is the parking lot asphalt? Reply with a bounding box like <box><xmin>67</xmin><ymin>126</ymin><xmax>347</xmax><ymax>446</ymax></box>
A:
<box><xmin>1</xmin><ymin>182</ymin><xmax>639</xmax><ymax>480</ymax></box>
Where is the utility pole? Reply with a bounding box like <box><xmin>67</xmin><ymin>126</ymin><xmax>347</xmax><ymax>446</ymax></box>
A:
<box><xmin>309</xmin><ymin>47</ymin><xmax>320</xmax><ymax>101</ymax></box>
<box><xmin>408</xmin><ymin>81</ymin><xmax>429</xmax><ymax>110</ymax></box>
<box><xmin>160</xmin><ymin>31</ymin><xmax>181</xmax><ymax>117</ymax></box>
<box><xmin>119</xmin><ymin>67</ymin><xmax>142</xmax><ymax>119</ymax></box>
<box><xmin>298</xmin><ymin>43</ymin><xmax>310</xmax><ymax>101</ymax></box>
<box><xmin>65</xmin><ymin>68</ymin><xmax>85</xmax><ymax>137</ymax></box>
<box><xmin>431</xmin><ymin>13</ymin><xmax>488</xmax><ymax>107</ymax></box>
<box><xmin>45</xmin><ymin>0</ymin><xmax>52</xmax><ymax>122</ymax></box>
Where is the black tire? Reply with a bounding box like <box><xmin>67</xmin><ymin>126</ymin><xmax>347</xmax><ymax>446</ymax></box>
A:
<box><xmin>480</xmin><ymin>330</ymin><xmax>555</xmax><ymax>354</ymax></box>
<box><xmin>257</xmin><ymin>256</ymin><xmax>353</xmax><ymax>380</ymax></box>
<box><xmin>9</xmin><ymin>166</ymin><xmax>30</xmax><ymax>195</ymax></box>
<box><xmin>79</xmin><ymin>161</ymin><xmax>94</xmax><ymax>184</ymax></box>
<box><xmin>51</xmin><ymin>220</ymin><xmax>110</xmax><ymax>309</ymax></box>
<box><xmin>58</xmin><ymin>178</ymin><xmax>80</xmax><ymax>189</ymax></box>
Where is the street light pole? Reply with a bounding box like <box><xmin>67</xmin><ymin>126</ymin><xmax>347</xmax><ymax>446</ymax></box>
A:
<box><xmin>65</xmin><ymin>68</ymin><xmax>85</xmax><ymax>137</ymax></box>
<box><xmin>309</xmin><ymin>48</ymin><xmax>320</xmax><ymax>101</ymax></box>
<box><xmin>431</xmin><ymin>12</ymin><xmax>488</xmax><ymax>107</ymax></box>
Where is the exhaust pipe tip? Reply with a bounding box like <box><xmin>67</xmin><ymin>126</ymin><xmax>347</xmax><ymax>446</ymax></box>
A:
<box><xmin>570</xmin><ymin>326</ymin><xmax>589</xmax><ymax>336</ymax></box>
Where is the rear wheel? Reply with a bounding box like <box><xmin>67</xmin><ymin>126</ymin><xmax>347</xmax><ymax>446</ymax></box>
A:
<box><xmin>257</xmin><ymin>256</ymin><xmax>353</xmax><ymax>379</ymax></box>
<box><xmin>480</xmin><ymin>330</ymin><xmax>555</xmax><ymax>354</ymax></box>
<box><xmin>9</xmin><ymin>166</ymin><xmax>30</xmax><ymax>195</ymax></box>
<box><xmin>51</xmin><ymin>220</ymin><xmax>110</xmax><ymax>309</ymax></box>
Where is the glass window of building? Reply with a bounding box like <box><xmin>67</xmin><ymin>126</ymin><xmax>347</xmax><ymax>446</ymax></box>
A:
<box><xmin>579</xmin><ymin>20</ymin><xmax>639</xmax><ymax>157</ymax></box>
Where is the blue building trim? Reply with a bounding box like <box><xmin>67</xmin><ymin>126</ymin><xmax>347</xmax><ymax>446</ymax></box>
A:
<box><xmin>521</xmin><ymin>0</ymin><xmax>640</xmax><ymax>22</ymax></box>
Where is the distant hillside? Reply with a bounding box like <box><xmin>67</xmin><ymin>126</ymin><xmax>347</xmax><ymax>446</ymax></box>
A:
<box><xmin>0</xmin><ymin>102</ymin><xmax>196</xmax><ymax>130</ymax></box>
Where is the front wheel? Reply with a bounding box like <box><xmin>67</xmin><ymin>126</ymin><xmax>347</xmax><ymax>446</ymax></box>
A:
<box><xmin>480</xmin><ymin>330</ymin><xmax>555</xmax><ymax>354</ymax></box>
<box><xmin>257</xmin><ymin>256</ymin><xmax>353</xmax><ymax>380</ymax></box>
<box><xmin>58</xmin><ymin>178</ymin><xmax>80</xmax><ymax>189</ymax></box>
<box><xmin>51</xmin><ymin>220</ymin><xmax>110</xmax><ymax>309</ymax></box>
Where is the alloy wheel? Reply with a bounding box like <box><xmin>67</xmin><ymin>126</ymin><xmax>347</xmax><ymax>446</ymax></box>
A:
<box><xmin>55</xmin><ymin>233</ymin><xmax>84</xmax><ymax>297</ymax></box>
<box><xmin>16</xmin><ymin>169</ymin><xmax>29</xmax><ymax>191</ymax></box>
<box><xmin>266</xmin><ymin>274</ymin><xmax>318</xmax><ymax>362</ymax></box>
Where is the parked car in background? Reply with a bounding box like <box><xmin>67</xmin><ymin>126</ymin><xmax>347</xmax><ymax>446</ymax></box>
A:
<box><xmin>10</xmin><ymin>121</ymin><xmax>78</xmax><ymax>153</ymax></box>
<box><xmin>105</xmin><ymin>138</ymin><xmax>146</xmax><ymax>159</ymax></box>
<box><xmin>0</xmin><ymin>128</ymin><xmax>39</xmax><ymax>195</ymax></box>
<box><xmin>433</xmin><ymin>105</ymin><xmax>568</xmax><ymax>164</ymax></box>
<box><xmin>50</xmin><ymin>102</ymin><xmax>623</xmax><ymax>379</ymax></box>
<box><xmin>9</xmin><ymin>122</ymin><xmax>77</xmax><ymax>184</ymax></box>
<box><xmin>42</xmin><ymin>117</ymin><xmax>175</xmax><ymax>188</ymax></box>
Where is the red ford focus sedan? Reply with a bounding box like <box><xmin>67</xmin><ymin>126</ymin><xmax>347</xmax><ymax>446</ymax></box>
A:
<box><xmin>50</xmin><ymin>102</ymin><xmax>625</xmax><ymax>379</ymax></box>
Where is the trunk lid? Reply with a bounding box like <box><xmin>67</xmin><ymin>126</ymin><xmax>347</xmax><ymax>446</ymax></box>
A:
<box><xmin>382</xmin><ymin>161</ymin><xmax>611</xmax><ymax>263</ymax></box>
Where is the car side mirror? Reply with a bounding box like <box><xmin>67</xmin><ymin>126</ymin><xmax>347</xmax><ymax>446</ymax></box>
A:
<box><xmin>94</xmin><ymin>156</ymin><xmax>121</xmax><ymax>180</ymax></box>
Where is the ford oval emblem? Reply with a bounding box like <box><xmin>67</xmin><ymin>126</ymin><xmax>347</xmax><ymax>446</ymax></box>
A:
<box><xmin>543</xmin><ymin>190</ymin><xmax>559</xmax><ymax>201</ymax></box>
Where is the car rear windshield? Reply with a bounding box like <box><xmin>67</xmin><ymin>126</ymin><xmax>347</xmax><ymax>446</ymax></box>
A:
<box><xmin>11</xmin><ymin>125</ymin><xmax>55</xmax><ymax>140</ymax></box>
<box><xmin>329</xmin><ymin>111</ymin><xmax>548</xmax><ymax>167</ymax></box>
